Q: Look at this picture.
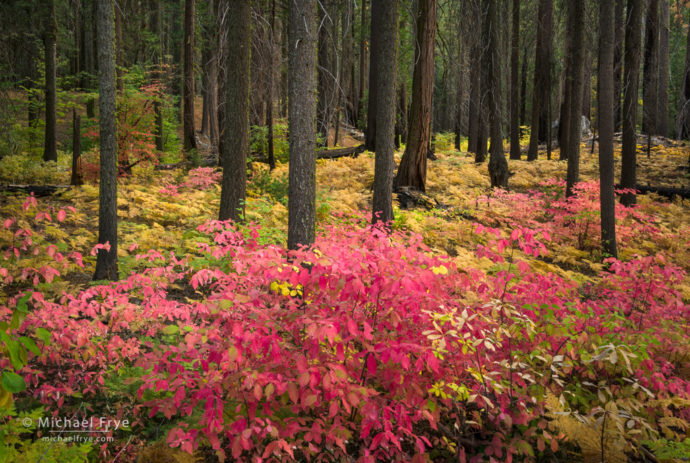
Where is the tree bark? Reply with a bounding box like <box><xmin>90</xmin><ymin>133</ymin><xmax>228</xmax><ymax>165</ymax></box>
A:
<box><xmin>183</xmin><ymin>0</ymin><xmax>197</xmax><ymax>151</ymax></box>
<box><xmin>677</xmin><ymin>7</ymin><xmax>690</xmax><ymax>139</ymax></box>
<box><xmin>358</xmin><ymin>0</ymin><xmax>367</xmax><ymax>128</ymax></box>
<box><xmin>115</xmin><ymin>2</ymin><xmax>124</xmax><ymax>92</ymax></box>
<box><xmin>43</xmin><ymin>0</ymin><xmax>58</xmax><ymax>163</ymax></box>
<box><xmin>365</xmin><ymin>0</ymin><xmax>380</xmax><ymax>151</ymax></box>
<box><xmin>394</xmin><ymin>0</ymin><xmax>436</xmax><ymax>192</ymax></box>
<box><xmin>598</xmin><ymin>0</ymin><xmax>618</xmax><ymax>258</ymax></box>
<box><xmin>642</xmin><ymin>0</ymin><xmax>659</xmax><ymax>135</ymax></box>
<box><xmin>71</xmin><ymin>109</ymin><xmax>83</xmax><ymax>186</ymax></box>
<box><xmin>565</xmin><ymin>0</ymin><xmax>586</xmax><ymax>197</ymax></box>
<box><xmin>657</xmin><ymin>0</ymin><xmax>669</xmax><ymax>137</ymax></box>
<box><xmin>520</xmin><ymin>44</ymin><xmax>527</xmax><ymax>125</ymax></box>
<box><xmin>216</xmin><ymin>0</ymin><xmax>228</xmax><ymax>165</ymax></box>
<box><xmin>614</xmin><ymin>0</ymin><xmax>624</xmax><ymax>131</ymax></box>
<box><xmin>509</xmin><ymin>0</ymin><xmax>520</xmax><ymax>160</ymax></box>
<box><xmin>526</xmin><ymin>0</ymin><xmax>553</xmax><ymax>161</ymax></box>
<box><xmin>485</xmin><ymin>0</ymin><xmax>508</xmax><ymax>188</ymax></box>
<box><xmin>318</xmin><ymin>0</ymin><xmax>336</xmax><ymax>148</ymax></box>
<box><xmin>371</xmin><ymin>0</ymin><xmax>398</xmax><ymax>225</ymax></box>
<box><xmin>219</xmin><ymin>0</ymin><xmax>250</xmax><ymax>222</ymax></box>
<box><xmin>621</xmin><ymin>0</ymin><xmax>643</xmax><ymax>206</ymax></box>
<box><xmin>267</xmin><ymin>0</ymin><xmax>276</xmax><ymax>169</ymax></box>
<box><xmin>468</xmin><ymin>38</ymin><xmax>481</xmax><ymax>154</ymax></box>
<box><xmin>287</xmin><ymin>0</ymin><xmax>317</xmax><ymax>250</ymax></box>
<box><xmin>94</xmin><ymin>0</ymin><xmax>119</xmax><ymax>281</ymax></box>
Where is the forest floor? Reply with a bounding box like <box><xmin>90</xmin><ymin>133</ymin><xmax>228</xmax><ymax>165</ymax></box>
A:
<box><xmin>1</xmin><ymin>125</ymin><xmax>689</xmax><ymax>461</ymax></box>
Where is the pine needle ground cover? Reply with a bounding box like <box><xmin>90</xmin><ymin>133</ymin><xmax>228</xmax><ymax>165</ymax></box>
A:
<box><xmin>0</xmin><ymin>140</ymin><xmax>689</xmax><ymax>462</ymax></box>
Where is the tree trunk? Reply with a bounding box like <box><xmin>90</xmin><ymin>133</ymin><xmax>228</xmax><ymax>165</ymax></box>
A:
<box><xmin>365</xmin><ymin>0</ymin><xmax>380</xmax><ymax>151</ymax></box>
<box><xmin>287</xmin><ymin>0</ymin><xmax>317</xmax><ymax>250</ymax></box>
<box><xmin>485</xmin><ymin>0</ymin><xmax>508</xmax><ymax>188</ymax></box>
<box><xmin>219</xmin><ymin>0</ymin><xmax>250</xmax><ymax>222</ymax></box>
<box><xmin>94</xmin><ymin>0</ymin><xmax>119</xmax><ymax>281</ymax></box>
<box><xmin>509</xmin><ymin>0</ymin><xmax>520</xmax><ymax>160</ymax></box>
<box><xmin>621</xmin><ymin>0</ymin><xmax>643</xmax><ymax>206</ymax></box>
<box><xmin>318</xmin><ymin>0</ymin><xmax>336</xmax><ymax>147</ymax></box>
<box><xmin>565</xmin><ymin>0</ymin><xmax>586</xmax><ymax>197</ymax></box>
<box><xmin>371</xmin><ymin>0</ymin><xmax>398</xmax><ymax>225</ymax></box>
<box><xmin>454</xmin><ymin>40</ymin><xmax>464</xmax><ymax>151</ymax></box>
<box><xmin>43</xmin><ymin>0</ymin><xmax>58</xmax><ymax>163</ymax></box>
<box><xmin>216</xmin><ymin>0</ymin><xmax>227</xmax><ymax>165</ymax></box>
<box><xmin>394</xmin><ymin>0</ymin><xmax>436</xmax><ymax>192</ymax></box>
<box><xmin>267</xmin><ymin>0</ymin><xmax>276</xmax><ymax>169</ymax></box>
<box><xmin>657</xmin><ymin>0</ymin><xmax>669</xmax><ymax>137</ymax></box>
<box><xmin>677</xmin><ymin>8</ymin><xmax>690</xmax><ymax>139</ymax></box>
<box><xmin>582</xmin><ymin>46</ymin><xmax>591</xmax><ymax>120</ymax></box>
<box><xmin>642</xmin><ymin>0</ymin><xmax>659</xmax><ymax>135</ymax></box>
<box><xmin>526</xmin><ymin>0</ymin><xmax>553</xmax><ymax>161</ymax></box>
<box><xmin>358</xmin><ymin>0</ymin><xmax>367</xmax><ymax>128</ymax></box>
<box><xmin>520</xmin><ymin>44</ymin><xmax>527</xmax><ymax>125</ymax></box>
<box><xmin>115</xmin><ymin>3</ymin><xmax>124</xmax><ymax>92</ymax></box>
<box><xmin>468</xmin><ymin>39</ymin><xmax>481</xmax><ymax>154</ymax></box>
<box><xmin>71</xmin><ymin>109</ymin><xmax>83</xmax><ymax>186</ymax></box>
<box><xmin>183</xmin><ymin>0</ymin><xmax>197</xmax><ymax>151</ymax></box>
<box><xmin>598</xmin><ymin>0</ymin><xmax>617</xmax><ymax>258</ymax></box>
<box><xmin>614</xmin><ymin>0</ymin><xmax>624</xmax><ymax>131</ymax></box>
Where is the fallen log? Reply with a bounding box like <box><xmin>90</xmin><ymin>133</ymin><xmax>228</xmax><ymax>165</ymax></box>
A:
<box><xmin>616</xmin><ymin>184</ymin><xmax>690</xmax><ymax>199</ymax></box>
<box><xmin>251</xmin><ymin>144</ymin><xmax>366</xmax><ymax>164</ymax></box>
<box><xmin>0</xmin><ymin>184</ymin><xmax>71</xmax><ymax>196</ymax></box>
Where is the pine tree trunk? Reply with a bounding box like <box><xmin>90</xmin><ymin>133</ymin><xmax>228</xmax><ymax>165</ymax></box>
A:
<box><xmin>94</xmin><ymin>0</ymin><xmax>118</xmax><ymax>281</ymax></box>
<box><xmin>267</xmin><ymin>0</ymin><xmax>276</xmax><ymax>169</ymax></box>
<box><xmin>509</xmin><ymin>0</ymin><xmax>520</xmax><ymax>160</ymax></box>
<box><xmin>219</xmin><ymin>0</ymin><xmax>250</xmax><ymax>222</ymax></box>
<box><xmin>676</xmin><ymin>6</ymin><xmax>690</xmax><ymax>139</ymax></box>
<box><xmin>216</xmin><ymin>0</ymin><xmax>227</xmax><ymax>165</ymax></box>
<box><xmin>468</xmin><ymin>40</ymin><xmax>480</xmax><ymax>154</ymax></box>
<box><xmin>43</xmin><ymin>0</ymin><xmax>58</xmax><ymax>163</ymax></box>
<box><xmin>71</xmin><ymin>109</ymin><xmax>83</xmax><ymax>186</ymax></box>
<box><xmin>394</xmin><ymin>0</ymin><xmax>436</xmax><ymax>192</ymax></box>
<box><xmin>485</xmin><ymin>0</ymin><xmax>508</xmax><ymax>188</ymax></box>
<box><xmin>287</xmin><ymin>0</ymin><xmax>317</xmax><ymax>250</ymax></box>
<box><xmin>621</xmin><ymin>0</ymin><xmax>643</xmax><ymax>206</ymax></box>
<box><xmin>614</xmin><ymin>0</ymin><xmax>624</xmax><ymax>131</ymax></box>
<box><xmin>371</xmin><ymin>0</ymin><xmax>398</xmax><ymax>225</ymax></box>
<box><xmin>358</xmin><ymin>0</ymin><xmax>367</xmax><ymax>128</ymax></box>
<box><xmin>582</xmin><ymin>47</ymin><xmax>591</xmax><ymax>120</ymax></box>
<box><xmin>642</xmin><ymin>0</ymin><xmax>659</xmax><ymax>135</ymax></box>
<box><xmin>183</xmin><ymin>0</ymin><xmax>197</xmax><ymax>151</ymax></box>
<box><xmin>526</xmin><ymin>0</ymin><xmax>553</xmax><ymax>161</ymax></box>
<box><xmin>365</xmin><ymin>0</ymin><xmax>380</xmax><ymax>151</ymax></box>
<box><xmin>520</xmin><ymin>44</ymin><xmax>527</xmax><ymax>125</ymax></box>
<box><xmin>657</xmin><ymin>0</ymin><xmax>670</xmax><ymax>137</ymax></box>
<box><xmin>318</xmin><ymin>0</ymin><xmax>335</xmax><ymax>148</ymax></box>
<box><xmin>115</xmin><ymin>3</ymin><xmax>124</xmax><ymax>92</ymax></box>
<box><xmin>599</xmin><ymin>0</ymin><xmax>618</xmax><ymax>258</ymax></box>
<box><xmin>564</xmin><ymin>0</ymin><xmax>586</xmax><ymax>197</ymax></box>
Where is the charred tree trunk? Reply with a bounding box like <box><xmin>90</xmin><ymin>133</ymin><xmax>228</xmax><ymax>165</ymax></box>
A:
<box><xmin>219</xmin><ymin>0</ymin><xmax>250</xmax><ymax>222</ymax></box>
<box><xmin>371</xmin><ymin>0</ymin><xmax>398</xmax><ymax>225</ymax></box>
<box><xmin>287</xmin><ymin>0</ymin><xmax>317</xmax><ymax>250</ymax></box>
<box><xmin>70</xmin><ymin>109</ymin><xmax>83</xmax><ymax>186</ymax></box>
<box><xmin>468</xmin><ymin>35</ymin><xmax>481</xmax><ymax>154</ymax></box>
<box><xmin>485</xmin><ymin>0</ymin><xmax>508</xmax><ymax>188</ymax></box>
<box><xmin>394</xmin><ymin>0</ymin><xmax>436</xmax><ymax>191</ymax></box>
<box><xmin>621</xmin><ymin>0</ymin><xmax>643</xmax><ymax>206</ymax></box>
<box><xmin>520</xmin><ymin>44</ymin><xmax>527</xmax><ymax>125</ymax></box>
<box><xmin>94</xmin><ymin>0</ymin><xmax>118</xmax><ymax>281</ymax></box>
<box><xmin>614</xmin><ymin>0</ymin><xmax>625</xmax><ymax>131</ymax></box>
<box><xmin>358</xmin><ymin>0</ymin><xmax>367</xmax><ymax>129</ymax></box>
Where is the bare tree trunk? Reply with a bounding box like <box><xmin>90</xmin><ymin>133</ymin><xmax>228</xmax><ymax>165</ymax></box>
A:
<box><xmin>565</xmin><ymin>0</ymin><xmax>586</xmax><ymax>197</ymax></box>
<box><xmin>582</xmin><ymin>47</ymin><xmax>591</xmax><ymax>120</ymax></box>
<box><xmin>621</xmin><ymin>0</ymin><xmax>643</xmax><ymax>206</ymax></box>
<box><xmin>358</xmin><ymin>0</ymin><xmax>367</xmax><ymax>128</ymax></box>
<box><xmin>216</xmin><ymin>0</ymin><xmax>227</xmax><ymax>165</ymax></box>
<box><xmin>219</xmin><ymin>0</ymin><xmax>250</xmax><ymax>222</ymax></box>
<box><xmin>94</xmin><ymin>0</ymin><xmax>118</xmax><ymax>281</ymax></box>
<box><xmin>599</xmin><ymin>0</ymin><xmax>618</xmax><ymax>258</ymax></box>
<box><xmin>371</xmin><ymin>0</ymin><xmax>398</xmax><ymax>225</ymax></box>
<box><xmin>183</xmin><ymin>0</ymin><xmax>197</xmax><ymax>151</ymax></box>
<box><xmin>394</xmin><ymin>0</ymin><xmax>436</xmax><ymax>191</ymax></box>
<box><xmin>287</xmin><ymin>0</ymin><xmax>317</xmax><ymax>250</ymax></box>
<box><xmin>43</xmin><ymin>0</ymin><xmax>58</xmax><ymax>163</ymax></box>
<box><xmin>677</xmin><ymin>6</ymin><xmax>690</xmax><ymax>140</ymax></box>
<box><xmin>509</xmin><ymin>0</ymin><xmax>520</xmax><ymax>160</ymax></box>
<box><xmin>71</xmin><ymin>109</ymin><xmax>83</xmax><ymax>186</ymax></box>
<box><xmin>526</xmin><ymin>0</ymin><xmax>553</xmax><ymax>161</ymax></box>
<box><xmin>115</xmin><ymin>2</ymin><xmax>124</xmax><ymax>92</ymax></box>
<box><xmin>468</xmin><ymin>38</ymin><xmax>480</xmax><ymax>154</ymax></box>
<box><xmin>614</xmin><ymin>0</ymin><xmax>624</xmax><ymax>131</ymax></box>
<box><xmin>520</xmin><ymin>44</ymin><xmax>527</xmax><ymax>125</ymax></box>
<box><xmin>485</xmin><ymin>0</ymin><xmax>508</xmax><ymax>188</ymax></box>
<box><xmin>365</xmin><ymin>0</ymin><xmax>380</xmax><ymax>150</ymax></box>
<box><xmin>266</xmin><ymin>0</ymin><xmax>276</xmax><ymax>169</ymax></box>
<box><xmin>657</xmin><ymin>0</ymin><xmax>670</xmax><ymax>137</ymax></box>
<box><xmin>642</xmin><ymin>0</ymin><xmax>659</xmax><ymax>135</ymax></box>
<box><xmin>318</xmin><ymin>0</ymin><xmax>336</xmax><ymax>147</ymax></box>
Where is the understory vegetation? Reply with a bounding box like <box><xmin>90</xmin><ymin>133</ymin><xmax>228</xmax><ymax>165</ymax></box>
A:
<box><xmin>1</xmin><ymin>135</ymin><xmax>688</xmax><ymax>462</ymax></box>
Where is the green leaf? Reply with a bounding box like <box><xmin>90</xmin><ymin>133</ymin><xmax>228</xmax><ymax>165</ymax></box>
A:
<box><xmin>1</xmin><ymin>371</ymin><xmax>26</xmax><ymax>393</ymax></box>
<box><xmin>35</xmin><ymin>327</ymin><xmax>51</xmax><ymax>345</ymax></box>
<box><xmin>161</xmin><ymin>325</ymin><xmax>179</xmax><ymax>336</ymax></box>
<box><xmin>19</xmin><ymin>337</ymin><xmax>40</xmax><ymax>355</ymax></box>
<box><xmin>4</xmin><ymin>339</ymin><xmax>24</xmax><ymax>369</ymax></box>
